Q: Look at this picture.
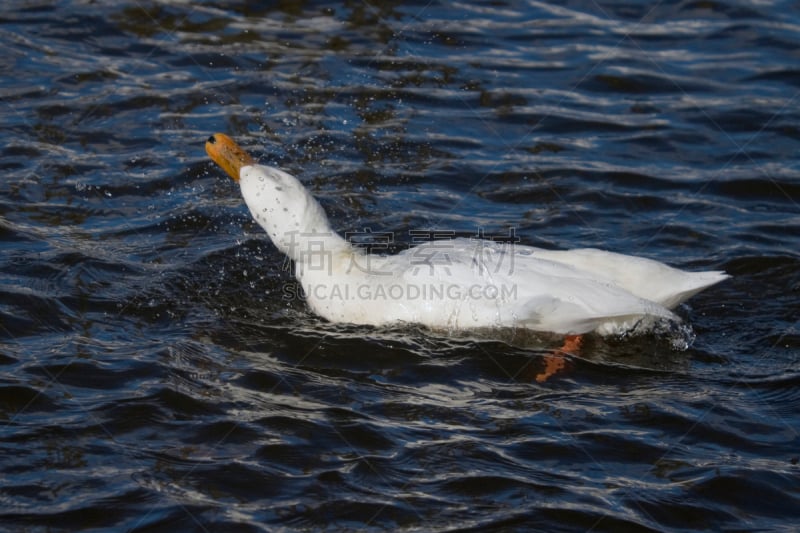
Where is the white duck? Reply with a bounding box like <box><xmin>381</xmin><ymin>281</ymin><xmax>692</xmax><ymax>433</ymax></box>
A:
<box><xmin>206</xmin><ymin>133</ymin><xmax>727</xmax><ymax>343</ymax></box>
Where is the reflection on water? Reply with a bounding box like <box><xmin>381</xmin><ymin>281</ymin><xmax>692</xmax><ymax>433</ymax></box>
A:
<box><xmin>1</xmin><ymin>1</ymin><xmax>800</xmax><ymax>531</ymax></box>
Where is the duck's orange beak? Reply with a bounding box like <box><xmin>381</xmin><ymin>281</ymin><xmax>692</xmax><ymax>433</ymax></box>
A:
<box><xmin>205</xmin><ymin>133</ymin><xmax>255</xmax><ymax>182</ymax></box>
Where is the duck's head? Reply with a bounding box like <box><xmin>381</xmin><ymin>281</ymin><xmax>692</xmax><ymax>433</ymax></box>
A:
<box><xmin>205</xmin><ymin>133</ymin><xmax>255</xmax><ymax>181</ymax></box>
<box><xmin>205</xmin><ymin>133</ymin><xmax>345</xmax><ymax>260</ymax></box>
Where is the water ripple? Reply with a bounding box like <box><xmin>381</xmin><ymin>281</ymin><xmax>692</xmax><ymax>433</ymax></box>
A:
<box><xmin>1</xmin><ymin>1</ymin><xmax>799</xmax><ymax>531</ymax></box>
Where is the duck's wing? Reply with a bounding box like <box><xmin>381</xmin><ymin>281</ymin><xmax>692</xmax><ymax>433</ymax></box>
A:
<box><xmin>529</xmin><ymin>248</ymin><xmax>729</xmax><ymax>309</ymax></box>
<box><xmin>387</xmin><ymin>238</ymin><xmax>676</xmax><ymax>334</ymax></box>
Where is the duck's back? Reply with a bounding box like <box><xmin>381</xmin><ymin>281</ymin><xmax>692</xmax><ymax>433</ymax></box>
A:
<box><xmin>529</xmin><ymin>247</ymin><xmax>729</xmax><ymax>309</ymax></box>
<box><xmin>379</xmin><ymin>239</ymin><xmax>697</xmax><ymax>334</ymax></box>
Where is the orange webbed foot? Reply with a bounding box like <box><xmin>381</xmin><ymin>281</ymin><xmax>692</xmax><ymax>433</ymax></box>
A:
<box><xmin>534</xmin><ymin>334</ymin><xmax>583</xmax><ymax>383</ymax></box>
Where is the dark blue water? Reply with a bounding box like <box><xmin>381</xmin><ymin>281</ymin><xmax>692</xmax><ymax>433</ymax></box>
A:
<box><xmin>1</xmin><ymin>1</ymin><xmax>799</xmax><ymax>531</ymax></box>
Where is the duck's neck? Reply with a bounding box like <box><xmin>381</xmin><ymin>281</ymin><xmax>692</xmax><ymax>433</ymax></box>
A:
<box><xmin>257</xmin><ymin>195</ymin><xmax>352</xmax><ymax>265</ymax></box>
<box><xmin>238</xmin><ymin>167</ymin><xmax>352</xmax><ymax>265</ymax></box>
<box><xmin>277</xmin><ymin>226</ymin><xmax>352</xmax><ymax>266</ymax></box>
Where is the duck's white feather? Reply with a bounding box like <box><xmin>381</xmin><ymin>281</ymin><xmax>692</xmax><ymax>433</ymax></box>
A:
<box><xmin>237</xmin><ymin>163</ymin><xmax>728</xmax><ymax>336</ymax></box>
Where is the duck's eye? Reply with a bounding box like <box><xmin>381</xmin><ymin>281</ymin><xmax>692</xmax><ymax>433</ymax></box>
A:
<box><xmin>207</xmin><ymin>135</ymin><xmax>216</xmax><ymax>144</ymax></box>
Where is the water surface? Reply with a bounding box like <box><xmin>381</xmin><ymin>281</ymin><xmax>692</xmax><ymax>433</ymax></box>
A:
<box><xmin>1</xmin><ymin>1</ymin><xmax>799</xmax><ymax>531</ymax></box>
